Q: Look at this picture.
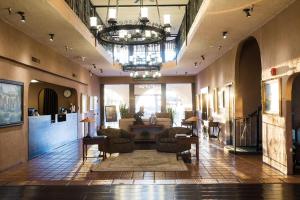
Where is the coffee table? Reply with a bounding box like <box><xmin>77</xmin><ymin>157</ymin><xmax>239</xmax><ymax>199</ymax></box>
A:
<box><xmin>176</xmin><ymin>136</ymin><xmax>199</xmax><ymax>160</ymax></box>
<box><xmin>82</xmin><ymin>136</ymin><xmax>107</xmax><ymax>162</ymax></box>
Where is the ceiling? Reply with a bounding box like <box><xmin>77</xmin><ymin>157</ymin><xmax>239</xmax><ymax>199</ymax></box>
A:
<box><xmin>173</xmin><ymin>0</ymin><xmax>295</xmax><ymax>76</ymax></box>
<box><xmin>0</xmin><ymin>0</ymin><xmax>295</xmax><ymax>77</ymax></box>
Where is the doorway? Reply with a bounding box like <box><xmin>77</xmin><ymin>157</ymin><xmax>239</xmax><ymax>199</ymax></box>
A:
<box><xmin>292</xmin><ymin>75</ymin><xmax>300</xmax><ymax>173</ymax></box>
<box><xmin>233</xmin><ymin>37</ymin><xmax>262</xmax><ymax>153</ymax></box>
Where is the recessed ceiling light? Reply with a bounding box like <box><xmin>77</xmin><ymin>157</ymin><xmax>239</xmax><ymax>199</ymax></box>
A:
<box><xmin>222</xmin><ymin>31</ymin><xmax>228</xmax><ymax>39</ymax></box>
<box><xmin>30</xmin><ymin>79</ymin><xmax>39</xmax><ymax>83</ymax></box>
<box><xmin>17</xmin><ymin>11</ymin><xmax>26</xmax><ymax>23</ymax></box>
<box><xmin>49</xmin><ymin>33</ymin><xmax>55</xmax><ymax>42</ymax></box>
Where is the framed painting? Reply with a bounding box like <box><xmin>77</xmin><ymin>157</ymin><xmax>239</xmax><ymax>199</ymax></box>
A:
<box><xmin>263</xmin><ymin>78</ymin><xmax>281</xmax><ymax>115</ymax></box>
<box><xmin>105</xmin><ymin>105</ymin><xmax>117</xmax><ymax>122</ymax></box>
<box><xmin>0</xmin><ymin>80</ymin><xmax>24</xmax><ymax>127</ymax></box>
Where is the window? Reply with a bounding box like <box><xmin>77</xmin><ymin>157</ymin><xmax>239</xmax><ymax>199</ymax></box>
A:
<box><xmin>104</xmin><ymin>84</ymin><xmax>129</xmax><ymax>128</ymax></box>
<box><xmin>134</xmin><ymin>84</ymin><xmax>161</xmax><ymax>118</ymax></box>
<box><xmin>166</xmin><ymin>84</ymin><xmax>193</xmax><ymax>126</ymax></box>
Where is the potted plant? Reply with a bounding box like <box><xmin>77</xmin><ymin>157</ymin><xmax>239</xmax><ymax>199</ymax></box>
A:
<box><xmin>167</xmin><ymin>107</ymin><xmax>176</xmax><ymax>126</ymax></box>
<box><xmin>119</xmin><ymin>104</ymin><xmax>129</xmax><ymax>119</ymax></box>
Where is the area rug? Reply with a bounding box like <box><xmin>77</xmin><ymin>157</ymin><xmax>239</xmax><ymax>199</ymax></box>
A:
<box><xmin>90</xmin><ymin>150</ymin><xmax>188</xmax><ymax>172</ymax></box>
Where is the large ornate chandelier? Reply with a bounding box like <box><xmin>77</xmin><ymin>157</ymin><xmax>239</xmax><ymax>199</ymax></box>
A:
<box><xmin>89</xmin><ymin>0</ymin><xmax>172</xmax><ymax>78</ymax></box>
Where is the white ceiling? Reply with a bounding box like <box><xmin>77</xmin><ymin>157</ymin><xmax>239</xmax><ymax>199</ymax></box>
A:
<box><xmin>173</xmin><ymin>0</ymin><xmax>295</xmax><ymax>76</ymax></box>
<box><xmin>0</xmin><ymin>0</ymin><xmax>295</xmax><ymax>77</ymax></box>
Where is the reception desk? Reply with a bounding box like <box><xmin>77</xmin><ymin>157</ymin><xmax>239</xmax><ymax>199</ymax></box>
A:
<box><xmin>29</xmin><ymin>113</ymin><xmax>78</xmax><ymax>159</ymax></box>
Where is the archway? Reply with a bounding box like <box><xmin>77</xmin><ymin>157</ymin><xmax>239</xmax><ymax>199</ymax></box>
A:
<box><xmin>290</xmin><ymin>74</ymin><xmax>300</xmax><ymax>173</ymax></box>
<box><xmin>234</xmin><ymin>36</ymin><xmax>262</xmax><ymax>153</ymax></box>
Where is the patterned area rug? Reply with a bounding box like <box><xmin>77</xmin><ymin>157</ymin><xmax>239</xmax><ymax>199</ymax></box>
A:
<box><xmin>90</xmin><ymin>150</ymin><xmax>188</xmax><ymax>172</ymax></box>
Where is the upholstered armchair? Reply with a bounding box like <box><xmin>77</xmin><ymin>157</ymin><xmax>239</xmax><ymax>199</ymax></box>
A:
<box><xmin>156</xmin><ymin>127</ymin><xmax>192</xmax><ymax>153</ymax></box>
<box><xmin>97</xmin><ymin>128</ymin><xmax>135</xmax><ymax>154</ymax></box>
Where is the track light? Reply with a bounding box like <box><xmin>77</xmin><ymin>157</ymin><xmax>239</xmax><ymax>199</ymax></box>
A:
<box><xmin>17</xmin><ymin>11</ymin><xmax>25</xmax><ymax>23</ymax></box>
<box><xmin>7</xmin><ymin>8</ymin><xmax>12</xmax><ymax>15</ymax></box>
<box><xmin>243</xmin><ymin>5</ymin><xmax>254</xmax><ymax>18</ymax></box>
<box><xmin>243</xmin><ymin>8</ymin><xmax>251</xmax><ymax>17</ymax></box>
<box><xmin>92</xmin><ymin>64</ymin><xmax>96</xmax><ymax>69</ymax></box>
<box><xmin>222</xmin><ymin>31</ymin><xmax>228</xmax><ymax>39</ymax></box>
<box><xmin>194</xmin><ymin>62</ymin><xmax>198</xmax><ymax>68</ymax></box>
<box><xmin>201</xmin><ymin>55</ymin><xmax>205</xmax><ymax>60</ymax></box>
<box><xmin>49</xmin><ymin>33</ymin><xmax>55</xmax><ymax>42</ymax></box>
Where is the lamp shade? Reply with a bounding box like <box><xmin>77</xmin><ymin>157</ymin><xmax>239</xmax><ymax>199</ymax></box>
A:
<box><xmin>163</xmin><ymin>14</ymin><xmax>171</xmax><ymax>25</ymax></box>
<box><xmin>108</xmin><ymin>8</ymin><xmax>117</xmax><ymax>20</ymax></box>
<box><xmin>90</xmin><ymin>16</ymin><xmax>97</xmax><ymax>27</ymax></box>
<box><xmin>141</xmin><ymin>7</ymin><xmax>148</xmax><ymax>19</ymax></box>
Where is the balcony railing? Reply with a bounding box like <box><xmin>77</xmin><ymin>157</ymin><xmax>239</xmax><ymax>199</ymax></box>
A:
<box><xmin>65</xmin><ymin>0</ymin><xmax>203</xmax><ymax>60</ymax></box>
<box><xmin>176</xmin><ymin>0</ymin><xmax>203</xmax><ymax>52</ymax></box>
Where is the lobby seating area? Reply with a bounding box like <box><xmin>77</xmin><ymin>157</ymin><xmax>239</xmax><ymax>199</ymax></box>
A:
<box><xmin>2</xmin><ymin>0</ymin><xmax>300</xmax><ymax>198</ymax></box>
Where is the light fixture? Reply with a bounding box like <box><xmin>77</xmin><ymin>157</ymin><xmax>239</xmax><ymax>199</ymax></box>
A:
<box><xmin>92</xmin><ymin>64</ymin><xmax>96</xmax><ymax>69</ymax></box>
<box><xmin>222</xmin><ymin>31</ymin><xmax>228</xmax><ymax>39</ymax></box>
<box><xmin>30</xmin><ymin>79</ymin><xmax>39</xmax><ymax>83</ymax></box>
<box><xmin>49</xmin><ymin>33</ymin><xmax>55</xmax><ymax>42</ymax></box>
<box><xmin>7</xmin><ymin>8</ymin><xmax>12</xmax><ymax>15</ymax></box>
<box><xmin>194</xmin><ymin>62</ymin><xmax>198</xmax><ymax>68</ymax></box>
<box><xmin>108</xmin><ymin>8</ymin><xmax>117</xmax><ymax>24</ymax></box>
<box><xmin>201</xmin><ymin>55</ymin><xmax>205</xmax><ymax>60</ymax></box>
<box><xmin>243</xmin><ymin>8</ymin><xmax>251</xmax><ymax>17</ymax></box>
<box><xmin>17</xmin><ymin>11</ymin><xmax>25</xmax><ymax>23</ymax></box>
<box><xmin>89</xmin><ymin>16</ymin><xmax>97</xmax><ymax>28</ymax></box>
<box><xmin>163</xmin><ymin>14</ymin><xmax>171</xmax><ymax>26</ymax></box>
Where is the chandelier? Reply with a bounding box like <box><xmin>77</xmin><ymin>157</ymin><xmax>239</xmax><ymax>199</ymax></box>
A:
<box><xmin>89</xmin><ymin>0</ymin><xmax>172</xmax><ymax>78</ymax></box>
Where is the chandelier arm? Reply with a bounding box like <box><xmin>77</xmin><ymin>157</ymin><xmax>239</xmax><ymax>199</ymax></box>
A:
<box><xmin>155</xmin><ymin>0</ymin><xmax>161</xmax><ymax>25</ymax></box>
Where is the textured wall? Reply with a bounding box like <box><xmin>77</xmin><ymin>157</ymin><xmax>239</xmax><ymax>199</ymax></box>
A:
<box><xmin>195</xmin><ymin>1</ymin><xmax>300</xmax><ymax>174</ymax></box>
<box><xmin>0</xmin><ymin>20</ymin><xmax>100</xmax><ymax>171</ymax></box>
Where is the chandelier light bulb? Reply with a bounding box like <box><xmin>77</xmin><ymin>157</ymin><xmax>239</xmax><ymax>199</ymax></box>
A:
<box><xmin>145</xmin><ymin>30</ymin><xmax>151</xmax><ymax>38</ymax></box>
<box><xmin>145</xmin><ymin>71</ymin><xmax>149</xmax><ymax>76</ymax></box>
<box><xmin>140</xmin><ymin>7</ymin><xmax>148</xmax><ymax>19</ymax></box>
<box><xmin>108</xmin><ymin>8</ymin><xmax>117</xmax><ymax>20</ymax></box>
<box><xmin>163</xmin><ymin>14</ymin><xmax>171</xmax><ymax>26</ymax></box>
<box><xmin>130</xmin><ymin>72</ymin><xmax>133</xmax><ymax>77</ymax></box>
<box><xmin>89</xmin><ymin>16</ymin><xmax>97</xmax><ymax>27</ymax></box>
<box><xmin>143</xmin><ymin>74</ymin><xmax>146</xmax><ymax>78</ymax></box>
<box><xmin>165</xmin><ymin>27</ymin><xmax>171</xmax><ymax>33</ymax></box>
<box><xmin>158</xmin><ymin>72</ymin><xmax>162</xmax><ymax>77</ymax></box>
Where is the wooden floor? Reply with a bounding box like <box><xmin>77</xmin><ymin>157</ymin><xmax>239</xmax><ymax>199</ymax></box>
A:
<box><xmin>1</xmin><ymin>136</ymin><xmax>300</xmax><ymax>185</ymax></box>
<box><xmin>1</xmin><ymin>184</ymin><xmax>300</xmax><ymax>199</ymax></box>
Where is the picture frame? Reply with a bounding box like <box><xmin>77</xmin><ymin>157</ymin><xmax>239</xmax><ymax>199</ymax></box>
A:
<box><xmin>105</xmin><ymin>105</ymin><xmax>117</xmax><ymax>122</ymax></box>
<box><xmin>262</xmin><ymin>78</ymin><xmax>281</xmax><ymax>115</ymax></box>
<box><xmin>0</xmin><ymin>79</ymin><xmax>24</xmax><ymax>127</ymax></box>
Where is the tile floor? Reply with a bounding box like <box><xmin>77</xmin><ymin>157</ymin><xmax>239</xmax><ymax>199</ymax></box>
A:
<box><xmin>0</xmin><ymin>137</ymin><xmax>300</xmax><ymax>185</ymax></box>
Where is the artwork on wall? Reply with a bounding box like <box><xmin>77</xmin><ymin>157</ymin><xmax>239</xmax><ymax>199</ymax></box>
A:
<box><xmin>263</xmin><ymin>78</ymin><xmax>281</xmax><ymax>115</ymax></box>
<box><xmin>0</xmin><ymin>80</ymin><xmax>24</xmax><ymax>127</ymax></box>
<box><xmin>200</xmin><ymin>87</ymin><xmax>209</xmax><ymax>120</ymax></box>
<box><xmin>105</xmin><ymin>105</ymin><xmax>117</xmax><ymax>122</ymax></box>
<box><xmin>218</xmin><ymin>89</ymin><xmax>225</xmax><ymax>110</ymax></box>
<box><xmin>81</xmin><ymin>94</ymin><xmax>87</xmax><ymax>113</ymax></box>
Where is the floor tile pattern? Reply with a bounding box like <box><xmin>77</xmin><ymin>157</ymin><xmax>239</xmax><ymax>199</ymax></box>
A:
<box><xmin>0</xmin><ymin>137</ymin><xmax>299</xmax><ymax>185</ymax></box>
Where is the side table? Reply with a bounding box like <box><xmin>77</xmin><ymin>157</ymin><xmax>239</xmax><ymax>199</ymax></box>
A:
<box><xmin>82</xmin><ymin>136</ymin><xmax>107</xmax><ymax>163</ymax></box>
<box><xmin>176</xmin><ymin>136</ymin><xmax>199</xmax><ymax>160</ymax></box>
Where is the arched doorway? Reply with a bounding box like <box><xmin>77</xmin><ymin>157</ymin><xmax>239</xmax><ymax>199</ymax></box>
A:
<box><xmin>233</xmin><ymin>37</ymin><xmax>262</xmax><ymax>153</ymax></box>
<box><xmin>291</xmin><ymin>74</ymin><xmax>300</xmax><ymax>173</ymax></box>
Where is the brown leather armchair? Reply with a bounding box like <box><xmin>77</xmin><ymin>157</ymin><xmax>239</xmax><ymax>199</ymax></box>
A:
<box><xmin>156</xmin><ymin>127</ymin><xmax>192</xmax><ymax>153</ymax></box>
<box><xmin>97</xmin><ymin>128</ymin><xmax>135</xmax><ymax>154</ymax></box>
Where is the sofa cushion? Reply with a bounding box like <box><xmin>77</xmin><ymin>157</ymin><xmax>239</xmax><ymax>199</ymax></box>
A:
<box><xmin>111</xmin><ymin>138</ymin><xmax>131</xmax><ymax>144</ymax></box>
<box><xmin>160</xmin><ymin>138</ymin><xmax>177</xmax><ymax>143</ymax></box>
<box><xmin>102</xmin><ymin>128</ymin><xmax>120</xmax><ymax>138</ymax></box>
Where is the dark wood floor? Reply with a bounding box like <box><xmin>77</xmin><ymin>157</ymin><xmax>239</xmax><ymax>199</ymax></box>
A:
<box><xmin>1</xmin><ymin>184</ymin><xmax>300</xmax><ymax>199</ymax></box>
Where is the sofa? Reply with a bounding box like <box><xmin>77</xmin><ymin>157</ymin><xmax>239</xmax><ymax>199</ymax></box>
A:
<box><xmin>119</xmin><ymin>113</ymin><xmax>172</xmax><ymax>132</ymax></box>
<box><xmin>97</xmin><ymin>128</ymin><xmax>135</xmax><ymax>154</ymax></box>
<box><xmin>156</xmin><ymin>127</ymin><xmax>192</xmax><ymax>153</ymax></box>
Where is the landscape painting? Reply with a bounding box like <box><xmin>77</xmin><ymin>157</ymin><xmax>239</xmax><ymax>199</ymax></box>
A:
<box><xmin>0</xmin><ymin>80</ymin><xmax>23</xmax><ymax>127</ymax></box>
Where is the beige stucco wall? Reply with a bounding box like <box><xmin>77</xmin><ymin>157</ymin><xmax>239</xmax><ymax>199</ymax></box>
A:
<box><xmin>0</xmin><ymin>20</ymin><xmax>100</xmax><ymax>171</ymax></box>
<box><xmin>196</xmin><ymin>0</ymin><xmax>300</xmax><ymax>174</ymax></box>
